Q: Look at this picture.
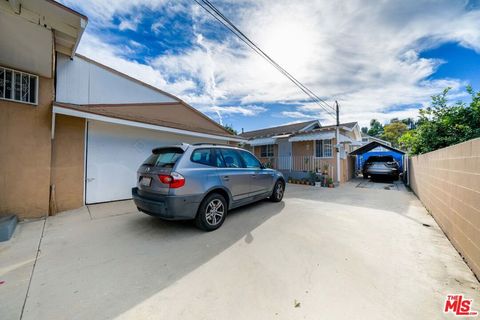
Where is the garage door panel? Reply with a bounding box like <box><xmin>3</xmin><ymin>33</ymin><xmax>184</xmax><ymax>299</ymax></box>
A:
<box><xmin>86</xmin><ymin>121</ymin><xmax>219</xmax><ymax>204</ymax></box>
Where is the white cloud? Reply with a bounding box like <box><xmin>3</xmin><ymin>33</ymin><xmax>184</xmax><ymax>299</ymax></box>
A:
<box><xmin>206</xmin><ymin>105</ymin><xmax>267</xmax><ymax>116</ymax></box>
<box><xmin>118</xmin><ymin>16</ymin><xmax>140</xmax><ymax>31</ymax></box>
<box><xmin>66</xmin><ymin>0</ymin><xmax>480</xmax><ymax>128</ymax></box>
<box><xmin>281</xmin><ymin>111</ymin><xmax>319</xmax><ymax>120</ymax></box>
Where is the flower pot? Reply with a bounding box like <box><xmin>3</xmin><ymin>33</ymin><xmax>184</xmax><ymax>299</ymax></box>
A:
<box><xmin>328</xmin><ymin>184</ymin><xmax>334</xmax><ymax>188</ymax></box>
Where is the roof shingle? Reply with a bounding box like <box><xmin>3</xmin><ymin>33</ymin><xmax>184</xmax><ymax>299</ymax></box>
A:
<box><xmin>240</xmin><ymin>120</ymin><xmax>318</xmax><ymax>139</ymax></box>
<box><xmin>54</xmin><ymin>102</ymin><xmax>238</xmax><ymax>138</ymax></box>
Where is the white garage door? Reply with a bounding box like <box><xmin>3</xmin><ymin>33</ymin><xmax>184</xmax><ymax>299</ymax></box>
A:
<box><xmin>85</xmin><ymin>120</ymin><xmax>220</xmax><ymax>204</ymax></box>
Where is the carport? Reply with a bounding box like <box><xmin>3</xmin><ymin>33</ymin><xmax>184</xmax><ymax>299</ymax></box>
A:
<box><xmin>350</xmin><ymin>141</ymin><xmax>406</xmax><ymax>172</ymax></box>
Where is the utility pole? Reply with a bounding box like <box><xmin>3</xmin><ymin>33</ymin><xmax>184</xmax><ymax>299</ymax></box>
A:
<box><xmin>335</xmin><ymin>101</ymin><xmax>341</xmax><ymax>184</ymax></box>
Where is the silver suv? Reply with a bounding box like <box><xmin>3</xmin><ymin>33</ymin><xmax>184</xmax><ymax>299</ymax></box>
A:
<box><xmin>132</xmin><ymin>143</ymin><xmax>285</xmax><ymax>231</ymax></box>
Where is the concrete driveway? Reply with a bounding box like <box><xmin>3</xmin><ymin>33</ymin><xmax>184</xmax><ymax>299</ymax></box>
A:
<box><xmin>1</xmin><ymin>181</ymin><xmax>479</xmax><ymax>320</ymax></box>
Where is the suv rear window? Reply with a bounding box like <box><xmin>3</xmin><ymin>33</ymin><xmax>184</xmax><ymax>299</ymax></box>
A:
<box><xmin>143</xmin><ymin>147</ymin><xmax>184</xmax><ymax>168</ymax></box>
<box><xmin>366</xmin><ymin>156</ymin><xmax>394</xmax><ymax>163</ymax></box>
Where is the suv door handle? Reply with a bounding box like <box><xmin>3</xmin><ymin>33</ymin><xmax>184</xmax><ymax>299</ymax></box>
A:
<box><xmin>223</xmin><ymin>176</ymin><xmax>230</xmax><ymax>181</ymax></box>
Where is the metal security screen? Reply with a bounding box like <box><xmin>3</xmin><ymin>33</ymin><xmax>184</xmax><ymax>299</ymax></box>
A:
<box><xmin>0</xmin><ymin>66</ymin><xmax>38</xmax><ymax>105</ymax></box>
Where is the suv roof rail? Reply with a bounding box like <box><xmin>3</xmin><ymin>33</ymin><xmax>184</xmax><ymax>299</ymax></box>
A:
<box><xmin>191</xmin><ymin>143</ymin><xmax>232</xmax><ymax>147</ymax></box>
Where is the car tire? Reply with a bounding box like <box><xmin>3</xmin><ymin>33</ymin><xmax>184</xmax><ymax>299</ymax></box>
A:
<box><xmin>270</xmin><ymin>180</ymin><xmax>285</xmax><ymax>202</ymax></box>
<box><xmin>195</xmin><ymin>193</ymin><xmax>227</xmax><ymax>231</ymax></box>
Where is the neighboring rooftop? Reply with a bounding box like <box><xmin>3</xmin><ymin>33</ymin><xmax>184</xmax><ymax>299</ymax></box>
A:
<box><xmin>319</xmin><ymin>121</ymin><xmax>358</xmax><ymax>130</ymax></box>
<box><xmin>288</xmin><ymin>122</ymin><xmax>360</xmax><ymax>140</ymax></box>
<box><xmin>241</xmin><ymin>120</ymin><xmax>359</xmax><ymax>140</ymax></box>
<box><xmin>240</xmin><ymin>120</ymin><xmax>319</xmax><ymax>139</ymax></box>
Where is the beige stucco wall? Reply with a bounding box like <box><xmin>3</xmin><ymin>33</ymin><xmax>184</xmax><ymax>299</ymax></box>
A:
<box><xmin>246</xmin><ymin>139</ymin><xmax>354</xmax><ymax>183</ymax></box>
<box><xmin>409</xmin><ymin>138</ymin><xmax>480</xmax><ymax>278</ymax></box>
<box><xmin>291</xmin><ymin>140</ymin><xmax>339</xmax><ymax>180</ymax></box>
<box><xmin>51</xmin><ymin>115</ymin><xmax>85</xmax><ymax>213</ymax></box>
<box><xmin>0</xmin><ymin>76</ymin><xmax>54</xmax><ymax>219</ymax></box>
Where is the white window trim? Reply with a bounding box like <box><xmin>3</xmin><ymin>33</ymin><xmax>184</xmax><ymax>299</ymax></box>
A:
<box><xmin>260</xmin><ymin>144</ymin><xmax>274</xmax><ymax>157</ymax></box>
<box><xmin>314</xmin><ymin>139</ymin><xmax>334</xmax><ymax>159</ymax></box>
<box><xmin>0</xmin><ymin>65</ymin><xmax>39</xmax><ymax>106</ymax></box>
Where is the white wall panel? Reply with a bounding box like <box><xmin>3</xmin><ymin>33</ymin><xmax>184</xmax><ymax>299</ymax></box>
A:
<box><xmin>56</xmin><ymin>54</ymin><xmax>177</xmax><ymax>104</ymax></box>
<box><xmin>85</xmin><ymin>120</ymin><xmax>221</xmax><ymax>203</ymax></box>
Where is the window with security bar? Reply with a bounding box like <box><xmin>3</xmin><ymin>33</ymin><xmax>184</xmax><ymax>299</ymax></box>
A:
<box><xmin>0</xmin><ymin>66</ymin><xmax>38</xmax><ymax>105</ymax></box>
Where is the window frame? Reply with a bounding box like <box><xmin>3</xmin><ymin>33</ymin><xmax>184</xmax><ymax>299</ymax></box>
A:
<box><xmin>218</xmin><ymin>148</ymin><xmax>247</xmax><ymax>169</ymax></box>
<box><xmin>0</xmin><ymin>65</ymin><xmax>39</xmax><ymax>106</ymax></box>
<box><xmin>190</xmin><ymin>148</ymin><xmax>217</xmax><ymax>168</ymax></box>
<box><xmin>238</xmin><ymin>150</ymin><xmax>262</xmax><ymax>169</ymax></box>
<box><xmin>314</xmin><ymin>139</ymin><xmax>333</xmax><ymax>158</ymax></box>
<box><xmin>260</xmin><ymin>144</ymin><xmax>274</xmax><ymax>157</ymax></box>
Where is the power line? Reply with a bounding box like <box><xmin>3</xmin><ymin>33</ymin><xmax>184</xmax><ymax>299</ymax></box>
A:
<box><xmin>191</xmin><ymin>0</ymin><xmax>336</xmax><ymax>119</ymax></box>
<box><xmin>195</xmin><ymin>0</ymin><xmax>335</xmax><ymax>117</ymax></box>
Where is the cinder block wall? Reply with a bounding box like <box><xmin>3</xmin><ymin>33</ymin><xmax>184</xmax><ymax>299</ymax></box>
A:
<box><xmin>409</xmin><ymin>138</ymin><xmax>480</xmax><ymax>278</ymax></box>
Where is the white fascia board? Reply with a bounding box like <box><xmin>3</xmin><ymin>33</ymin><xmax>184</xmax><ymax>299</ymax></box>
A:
<box><xmin>53</xmin><ymin>106</ymin><xmax>246</xmax><ymax>143</ymax></box>
<box><xmin>248</xmin><ymin>137</ymin><xmax>277</xmax><ymax>146</ymax></box>
<box><xmin>289</xmin><ymin>131</ymin><xmax>335</xmax><ymax>142</ymax></box>
<box><xmin>71</xmin><ymin>18</ymin><xmax>87</xmax><ymax>57</ymax></box>
<box><xmin>300</xmin><ymin>120</ymin><xmax>320</xmax><ymax>132</ymax></box>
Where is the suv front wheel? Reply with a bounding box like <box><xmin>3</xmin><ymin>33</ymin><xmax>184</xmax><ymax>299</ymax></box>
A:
<box><xmin>195</xmin><ymin>193</ymin><xmax>227</xmax><ymax>231</ymax></box>
<box><xmin>270</xmin><ymin>180</ymin><xmax>284</xmax><ymax>202</ymax></box>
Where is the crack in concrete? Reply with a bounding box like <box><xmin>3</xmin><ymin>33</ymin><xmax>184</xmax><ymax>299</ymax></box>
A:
<box><xmin>19</xmin><ymin>217</ymin><xmax>47</xmax><ymax>320</ymax></box>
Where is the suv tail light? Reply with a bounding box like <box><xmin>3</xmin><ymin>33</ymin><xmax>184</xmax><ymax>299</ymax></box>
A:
<box><xmin>158</xmin><ymin>172</ymin><xmax>185</xmax><ymax>188</ymax></box>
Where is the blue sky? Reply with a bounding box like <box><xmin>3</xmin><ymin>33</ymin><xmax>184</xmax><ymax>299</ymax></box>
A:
<box><xmin>60</xmin><ymin>0</ymin><xmax>480</xmax><ymax>132</ymax></box>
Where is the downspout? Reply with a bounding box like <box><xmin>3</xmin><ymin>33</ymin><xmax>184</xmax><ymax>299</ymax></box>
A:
<box><xmin>335</xmin><ymin>101</ymin><xmax>341</xmax><ymax>183</ymax></box>
<box><xmin>49</xmin><ymin>42</ymin><xmax>58</xmax><ymax>216</ymax></box>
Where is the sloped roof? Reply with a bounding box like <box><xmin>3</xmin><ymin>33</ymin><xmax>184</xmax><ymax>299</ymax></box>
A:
<box><xmin>349</xmin><ymin>141</ymin><xmax>405</xmax><ymax>155</ymax></box>
<box><xmin>54</xmin><ymin>102</ymin><xmax>238</xmax><ymax>138</ymax></box>
<box><xmin>240</xmin><ymin>120</ymin><xmax>318</xmax><ymax>139</ymax></box>
<box><xmin>318</xmin><ymin>121</ymin><xmax>358</xmax><ymax>130</ymax></box>
<box><xmin>289</xmin><ymin>122</ymin><xmax>359</xmax><ymax>137</ymax></box>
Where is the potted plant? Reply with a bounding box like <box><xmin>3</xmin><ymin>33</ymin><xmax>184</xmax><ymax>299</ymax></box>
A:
<box><xmin>308</xmin><ymin>171</ymin><xmax>317</xmax><ymax>185</ymax></box>
<box><xmin>287</xmin><ymin>177</ymin><xmax>293</xmax><ymax>183</ymax></box>
<box><xmin>314</xmin><ymin>175</ymin><xmax>321</xmax><ymax>187</ymax></box>
<box><xmin>327</xmin><ymin>177</ymin><xmax>334</xmax><ymax>188</ymax></box>
<box><xmin>322</xmin><ymin>175</ymin><xmax>328</xmax><ymax>187</ymax></box>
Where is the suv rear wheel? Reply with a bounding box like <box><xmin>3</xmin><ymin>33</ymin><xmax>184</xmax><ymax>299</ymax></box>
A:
<box><xmin>195</xmin><ymin>193</ymin><xmax>227</xmax><ymax>231</ymax></box>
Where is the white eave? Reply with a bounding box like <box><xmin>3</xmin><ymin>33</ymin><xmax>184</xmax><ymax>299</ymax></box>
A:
<box><xmin>289</xmin><ymin>131</ymin><xmax>361</xmax><ymax>144</ymax></box>
<box><xmin>52</xmin><ymin>105</ymin><xmax>246</xmax><ymax>143</ymax></box>
<box><xmin>247</xmin><ymin>134</ymin><xmax>291</xmax><ymax>146</ymax></box>
<box><xmin>248</xmin><ymin>137</ymin><xmax>277</xmax><ymax>146</ymax></box>
<box><xmin>289</xmin><ymin>132</ymin><xmax>335</xmax><ymax>142</ymax></box>
<box><xmin>0</xmin><ymin>0</ymin><xmax>88</xmax><ymax>58</ymax></box>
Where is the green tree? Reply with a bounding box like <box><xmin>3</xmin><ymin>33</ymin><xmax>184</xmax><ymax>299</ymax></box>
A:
<box><xmin>382</xmin><ymin>122</ymin><xmax>408</xmax><ymax>147</ymax></box>
<box><xmin>361</xmin><ymin>126</ymin><xmax>368</xmax><ymax>134</ymax></box>
<box><xmin>399</xmin><ymin>87</ymin><xmax>480</xmax><ymax>155</ymax></box>
<box><xmin>222</xmin><ymin>124</ymin><xmax>238</xmax><ymax>135</ymax></box>
<box><xmin>367</xmin><ymin>119</ymin><xmax>384</xmax><ymax>137</ymax></box>
<box><xmin>401</xmin><ymin>117</ymin><xmax>416</xmax><ymax>130</ymax></box>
